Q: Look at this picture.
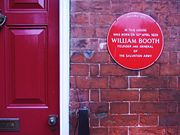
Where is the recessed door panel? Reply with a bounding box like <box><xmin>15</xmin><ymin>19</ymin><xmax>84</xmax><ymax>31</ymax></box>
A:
<box><xmin>6</xmin><ymin>27</ymin><xmax>48</xmax><ymax>108</ymax></box>
<box><xmin>7</xmin><ymin>0</ymin><xmax>46</xmax><ymax>10</ymax></box>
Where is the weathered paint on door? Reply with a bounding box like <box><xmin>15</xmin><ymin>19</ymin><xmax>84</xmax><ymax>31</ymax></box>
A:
<box><xmin>0</xmin><ymin>0</ymin><xmax>59</xmax><ymax>134</ymax></box>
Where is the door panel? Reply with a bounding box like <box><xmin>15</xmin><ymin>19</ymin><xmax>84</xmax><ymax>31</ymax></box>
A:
<box><xmin>7</xmin><ymin>0</ymin><xmax>47</xmax><ymax>10</ymax></box>
<box><xmin>0</xmin><ymin>0</ymin><xmax>59</xmax><ymax>134</ymax></box>
<box><xmin>6</xmin><ymin>13</ymin><xmax>48</xmax><ymax>25</ymax></box>
<box><xmin>6</xmin><ymin>27</ymin><xmax>48</xmax><ymax>107</ymax></box>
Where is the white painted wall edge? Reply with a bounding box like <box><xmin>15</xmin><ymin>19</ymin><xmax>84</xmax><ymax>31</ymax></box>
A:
<box><xmin>60</xmin><ymin>0</ymin><xmax>70</xmax><ymax>135</ymax></box>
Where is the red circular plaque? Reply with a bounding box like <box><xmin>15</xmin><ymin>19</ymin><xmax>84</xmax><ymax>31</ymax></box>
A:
<box><xmin>107</xmin><ymin>12</ymin><xmax>163</xmax><ymax>70</ymax></box>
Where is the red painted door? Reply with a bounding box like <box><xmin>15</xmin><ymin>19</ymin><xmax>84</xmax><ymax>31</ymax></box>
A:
<box><xmin>0</xmin><ymin>0</ymin><xmax>59</xmax><ymax>135</ymax></box>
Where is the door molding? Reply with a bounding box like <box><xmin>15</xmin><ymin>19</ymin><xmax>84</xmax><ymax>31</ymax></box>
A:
<box><xmin>60</xmin><ymin>0</ymin><xmax>70</xmax><ymax>135</ymax></box>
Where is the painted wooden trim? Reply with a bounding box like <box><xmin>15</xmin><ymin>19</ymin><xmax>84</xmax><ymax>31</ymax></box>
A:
<box><xmin>60</xmin><ymin>0</ymin><xmax>70</xmax><ymax>134</ymax></box>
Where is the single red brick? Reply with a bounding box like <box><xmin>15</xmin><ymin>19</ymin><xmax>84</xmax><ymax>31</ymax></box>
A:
<box><xmin>157</xmin><ymin>51</ymin><xmax>169</xmax><ymax>64</ymax></box>
<box><xmin>130</xmin><ymin>77</ymin><xmax>168</xmax><ymax>88</ymax></box>
<box><xmin>169</xmin><ymin>52</ymin><xmax>178</xmax><ymax>64</ymax></box>
<box><xmin>70</xmin><ymin>89</ymin><xmax>89</xmax><ymax>103</ymax></box>
<box><xmin>90</xmin><ymin>13</ymin><xmax>115</xmax><ymax>25</ymax></box>
<box><xmin>70</xmin><ymin>52</ymin><xmax>85</xmax><ymax>63</ymax></box>
<box><xmin>140</xmin><ymin>115</ymin><xmax>158</xmax><ymax>126</ymax></box>
<box><xmin>90</xmin><ymin>65</ymin><xmax>99</xmax><ymax>76</ymax></box>
<box><xmin>90</xmin><ymin>89</ymin><xmax>99</xmax><ymax>102</ymax></box>
<box><xmin>168</xmin><ymin>26</ymin><xmax>179</xmax><ymax>39</ymax></box>
<box><xmin>130</xmin><ymin>2</ymin><xmax>144</xmax><ymax>11</ymax></box>
<box><xmin>160</xmin><ymin>64</ymin><xmax>180</xmax><ymax>76</ymax></box>
<box><xmin>101</xmin><ymin>89</ymin><xmax>139</xmax><ymax>101</ymax></box>
<box><xmin>143</xmin><ymin>1</ymin><xmax>160</xmax><ymax>12</ymax></box>
<box><xmin>159</xmin><ymin>89</ymin><xmax>180</xmax><ymax>101</ymax></box>
<box><xmin>91</xmin><ymin>0</ymin><xmax>111</xmax><ymax>13</ymax></box>
<box><xmin>71</xmin><ymin>13</ymin><xmax>89</xmax><ymax>25</ymax></box>
<box><xmin>76</xmin><ymin>76</ymin><xmax>90</xmax><ymax>89</ymax></box>
<box><xmin>95</xmin><ymin>27</ymin><xmax>109</xmax><ymax>38</ymax></box>
<box><xmin>167</xmin><ymin>102</ymin><xmax>177</xmax><ymax>113</ymax></box>
<box><xmin>101</xmin><ymin>115</ymin><xmax>138</xmax><ymax>126</ymax></box>
<box><xmin>167</xmin><ymin>14</ymin><xmax>180</xmax><ymax>26</ymax></box>
<box><xmin>111</xmin><ymin>2</ymin><xmax>130</xmax><ymax>13</ymax></box>
<box><xmin>71</xmin><ymin>27</ymin><xmax>95</xmax><ymax>38</ymax></box>
<box><xmin>160</xmin><ymin>114</ymin><xmax>180</xmax><ymax>126</ymax></box>
<box><xmin>110</xmin><ymin>102</ymin><xmax>129</xmax><ymax>114</ymax></box>
<box><xmin>90</xmin><ymin>128</ymin><xmax>108</xmax><ymax>135</ymax></box>
<box><xmin>140</xmin><ymin>90</ymin><xmax>159</xmax><ymax>101</ymax></box>
<box><xmin>90</xmin><ymin>77</ymin><xmax>108</xmax><ymax>89</ymax></box>
<box><xmin>100</xmin><ymin>64</ymin><xmax>138</xmax><ymax>76</ymax></box>
<box><xmin>131</xmin><ymin>102</ymin><xmax>168</xmax><ymax>113</ymax></box>
<box><xmin>86</xmin><ymin>52</ymin><xmax>110</xmax><ymax>63</ymax></box>
<box><xmin>90</xmin><ymin>103</ymin><xmax>108</xmax><ymax>113</ymax></box>
<box><xmin>71</xmin><ymin>1</ymin><xmax>91</xmax><ymax>12</ymax></box>
<box><xmin>164</xmin><ymin>40</ymin><xmax>179</xmax><ymax>52</ymax></box>
<box><xmin>169</xmin><ymin>77</ymin><xmax>179</xmax><ymax>89</ymax></box>
<box><xmin>76</xmin><ymin>77</ymin><xmax>108</xmax><ymax>89</ymax></box>
<box><xmin>70</xmin><ymin>64</ymin><xmax>89</xmax><ymax>76</ymax></box>
<box><xmin>141</xmin><ymin>64</ymin><xmax>160</xmax><ymax>76</ymax></box>
<box><xmin>109</xmin><ymin>128</ymin><xmax>128</xmax><ymax>135</ymax></box>
<box><xmin>130</xmin><ymin>127</ymin><xmax>166</xmax><ymax>135</ymax></box>
<box><xmin>110</xmin><ymin>77</ymin><xmax>128</xmax><ymax>89</ymax></box>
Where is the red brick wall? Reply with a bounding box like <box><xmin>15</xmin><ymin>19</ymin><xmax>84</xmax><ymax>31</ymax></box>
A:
<box><xmin>70</xmin><ymin>0</ymin><xmax>180</xmax><ymax>135</ymax></box>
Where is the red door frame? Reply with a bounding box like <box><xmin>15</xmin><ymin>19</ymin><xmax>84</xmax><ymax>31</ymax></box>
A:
<box><xmin>0</xmin><ymin>0</ymin><xmax>62</xmax><ymax>134</ymax></box>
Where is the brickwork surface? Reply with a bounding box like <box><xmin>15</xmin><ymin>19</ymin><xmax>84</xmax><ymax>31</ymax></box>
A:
<box><xmin>70</xmin><ymin>0</ymin><xmax>180</xmax><ymax>135</ymax></box>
